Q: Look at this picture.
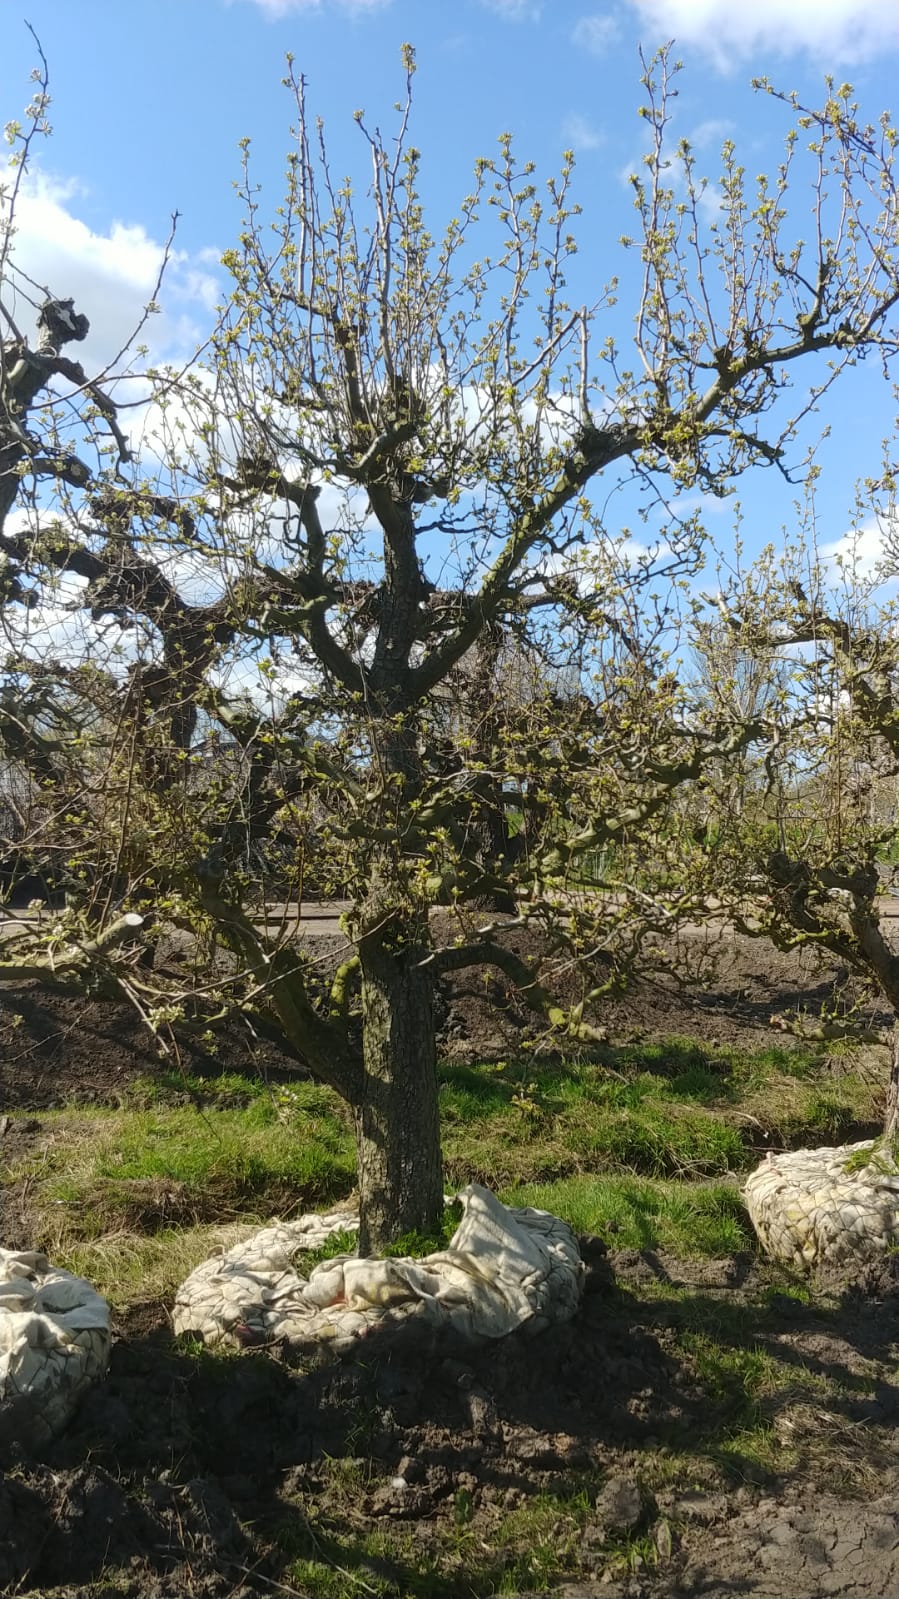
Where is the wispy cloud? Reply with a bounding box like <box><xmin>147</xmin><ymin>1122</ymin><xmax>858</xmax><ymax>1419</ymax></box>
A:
<box><xmin>572</xmin><ymin>13</ymin><xmax>621</xmax><ymax>54</ymax></box>
<box><xmin>687</xmin><ymin>118</ymin><xmax>734</xmax><ymax>151</ymax></box>
<box><xmin>625</xmin><ymin>0</ymin><xmax>898</xmax><ymax>67</ymax></box>
<box><xmin>562</xmin><ymin>113</ymin><xmax>606</xmax><ymax>151</ymax></box>
<box><xmin>479</xmin><ymin>0</ymin><xmax>543</xmax><ymax>20</ymax></box>
<box><xmin>821</xmin><ymin>516</ymin><xmax>899</xmax><ymax>586</ymax></box>
<box><xmin>238</xmin><ymin>0</ymin><xmax>390</xmax><ymax>16</ymax></box>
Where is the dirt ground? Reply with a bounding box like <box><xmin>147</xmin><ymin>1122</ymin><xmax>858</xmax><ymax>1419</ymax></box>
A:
<box><xmin>2</xmin><ymin>930</ymin><xmax>899</xmax><ymax>1598</ymax></box>
<box><xmin>0</xmin><ymin>920</ymin><xmax>879</xmax><ymax>1108</ymax></box>
<box><xmin>2</xmin><ymin>1251</ymin><xmax>899</xmax><ymax>1599</ymax></box>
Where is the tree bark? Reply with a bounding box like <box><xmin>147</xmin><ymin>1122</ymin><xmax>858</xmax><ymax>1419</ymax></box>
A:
<box><xmin>356</xmin><ymin>909</ymin><xmax>444</xmax><ymax>1254</ymax></box>
<box><xmin>885</xmin><ymin>1023</ymin><xmax>899</xmax><ymax>1142</ymax></box>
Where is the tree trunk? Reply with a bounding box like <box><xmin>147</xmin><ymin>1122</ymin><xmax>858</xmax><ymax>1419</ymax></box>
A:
<box><xmin>356</xmin><ymin>915</ymin><xmax>444</xmax><ymax>1254</ymax></box>
<box><xmin>885</xmin><ymin>1023</ymin><xmax>899</xmax><ymax>1142</ymax></box>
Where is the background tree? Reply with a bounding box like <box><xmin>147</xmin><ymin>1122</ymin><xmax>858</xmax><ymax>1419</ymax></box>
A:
<box><xmin>2</xmin><ymin>49</ymin><xmax>898</xmax><ymax>1247</ymax></box>
<box><xmin>692</xmin><ymin>497</ymin><xmax>899</xmax><ymax>1136</ymax></box>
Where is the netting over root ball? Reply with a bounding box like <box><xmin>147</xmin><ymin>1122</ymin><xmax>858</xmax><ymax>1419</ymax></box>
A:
<box><xmin>174</xmin><ymin>1183</ymin><xmax>584</xmax><ymax>1353</ymax></box>
<box><xmin>0</xmin><ymin>1250</ymin><xmax>111</xmax><ymax>1447</ymax></box>
<box><xmin>745</xmin><ymin>1141</ymin><xmax>899</xmax><ymax>1269</ymax></box>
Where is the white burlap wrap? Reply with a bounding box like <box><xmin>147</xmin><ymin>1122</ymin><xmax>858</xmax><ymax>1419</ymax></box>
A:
<box><xmin>173</xmin><ymin>1183</ymin><xmax>584</xmax><ymax>1351</ymax></box>
<box><xmin>0</xmin><ymin>1248</ymin><xmax>111</xmax><ymax>1445</ymax></box>
<box><xmin>745</xmin><ymin>1140</ymin><xmax>899</xmax><ymax>1268</ymax></box>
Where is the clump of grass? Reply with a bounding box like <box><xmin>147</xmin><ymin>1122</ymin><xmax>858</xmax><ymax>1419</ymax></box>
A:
<box><xmin>484</xmin><ymin>1491</ymin><xmax>592</xmax><ymax>1592</ymax></box>
<box><xmin>381</xmin><ymin>1202</ymin><xmax>463</xmax><ymax>1258</ymax></box>
<box><xmin>841</xmin><ymin>1137</ymin><xmax>899</xmax><ymax>1174</ymax></box>
<box><xmin>58</xmin><ymin>1221</ymin><xmax>260</xmax><ymax>1307</ymax></box>
<box><xmin>503</xmin><ymin>1174</ymin><xmax>753</xmax><ymax>1256</ymax></box>
<box><xmin>10</xmin><ymin>1099</ymin><xmax>355</xmax><ymax>1253</ymax></box>
<box><xmin>741</xmin><ymin>1069</ymin><xmax>881</xmax><ymax>1149</ymax></box>
<box><xmin>620</xmin><ymin>1271</ymin><xmax>887</xmax><ymax>1489</ymax></box>
<box><xmin>94</xmin><ymin>1102</ymin><xmax>348</xmax><ymax>1188</ymax></box>
<box><xmin>277</xmin><ymin>1485</ymin><xmax>599</xmax><ymax>1598</ymax></box>
<box><xmin>803</xmin><ymin>1089</ymin><xmax>871</xmax><ymax>1142</ymax></box>
<box><xmin>608</xmin><ymin>1034</ymin><xmax>822</xmax><ymax>1086</ymax></box>
<box><xmin>438</xmin><ymin>1062</ymin><xmax>513</xmax><ymax>1121</ymax></box>
<box><xmin>443</xmin><ymin>1039</ymin><xmax>882</xmax><ymax>1191</ymax></box>
<box><xmin>299</xmin><ymin>1228</ymin><xmax>360</xmax><ymax>1269</ymax></box>
<box><xmin>677</xmin><ymin>1325</ymin><xmax>880</xmax><ymax>1485</ymax></box>
<box><xmin>124</xmin><ymin>1069</ymin><xmax>270</xmax><ymax>1109</ymax></box>
<box><xmin>300</xmin><ymin>1203</ymin><xmax>463</xmax><ymax>1271</ymax></box>
<box><xmin>564</xmin><ymin>1078</ymin><xmax>746</xmax><ymax>1177</ymax></box>
<box><xmin>442</xmin><ymin>1064</ymin><xmax>749</xmax><ymax>1188</ymax></box>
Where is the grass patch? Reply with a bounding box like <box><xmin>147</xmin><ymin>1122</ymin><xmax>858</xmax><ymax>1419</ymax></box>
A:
<box><xmin>5</xmin><ymin>1029</ymin><xmax>885</xmax><ymax>1301</ymax></box>
<box><xmin>96</xmin><ymin>1102</ymin><xmax>348</xmax><ymax>1189</ymax></box>
<box><xmin>622</xmin><ymin>1275</ymin><xmax>887</xmax><ymax>1488</ymax></box>
<box><xmin>441</xmin><ymin>1040</ymin><xmax>882</xmax><ymax>1190</ymax></box>
<box><xmin>739</xmin><ymin>1069</ymin><xmax>880</xmax><ymax>1148</ymax></box>
<box><xmin>8</xmin><ymin>1095</ymin><xmax>355</xmax><ymax>1254</ymax></box>
<box><xmin>603</xmin><ymin>1035</ymin><xmax>822</xmax><ymax>1086</ymax></box>
<box><xmin>381</xmin><ymin>1202</ymin><xmax>463</xmax><ymax>1258</ymax></box>
<box><xmin>124</xmin><ymin>1069</ymin><xmax>271</xmax><ymax>1108</ymax></box>
<box><xmin>441</xmin><ymin>1063</ymin><xmax>747</xmax><ymax>1187</ymax></box>
<box><xmin>298</xmin><ymin>1204</ymin><xmax>463</xmax><ymax>1271</ymax></box>
<box><xmin>276</xmin><ymin>1483</ymin><xmax>631</xmax><ymax>1597</ymax></box>
<box><xmin>56</xmin><ymin>1221</ymin><xmax>260</xmax><ymax>1308</ymax></box>
<box><xmin>503</xmin><ymin>1174</ymin><xmax>753</xmax><ymax>1256</ymax></box>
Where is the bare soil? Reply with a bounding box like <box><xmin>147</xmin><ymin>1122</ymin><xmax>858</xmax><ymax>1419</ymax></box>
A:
<box><xmin>2</xmin><ymin>929</ymin><xmax>899</xmax><ymax>1598</ymax></box>
<box><xmin>439</xmin><ymin>919</ymin><xmax>884</xmax><ymax>1061</ymax></box>
<box><xmin>2</xmin><ymin>1255</ymin><xmax>898</xmax><ymax>1599</ymax></box>
<box><xmin>0</xmin><ymin>921</ymin><xmax>880</xmax><ymax>1108</ymax></box>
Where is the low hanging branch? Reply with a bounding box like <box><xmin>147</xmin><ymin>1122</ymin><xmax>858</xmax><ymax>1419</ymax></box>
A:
<box><xmin>0</xmin><ymin>912</ymin><xmax>145</xmax><ymax>988</ymax></box>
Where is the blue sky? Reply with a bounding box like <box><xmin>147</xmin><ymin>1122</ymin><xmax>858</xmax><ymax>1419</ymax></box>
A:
<box><xmin>3</xmin><ymin>0</ymin><xmax>898</xmax><ymax>591</ymax></box>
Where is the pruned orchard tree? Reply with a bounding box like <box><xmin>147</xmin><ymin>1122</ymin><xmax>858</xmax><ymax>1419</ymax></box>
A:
<box><xmin>2</xmin><ymin>47</ymin><xmax>899</xmax><ymax>1246</ymax></box>
<box><xmin>693</xmin><ymin>508</ymin><xmax>899</xmax><ymax>1139</ymax></box>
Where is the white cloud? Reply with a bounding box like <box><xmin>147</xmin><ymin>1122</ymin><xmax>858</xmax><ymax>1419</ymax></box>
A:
<box><xmin>0</xmin><ymin>513</ymin><xmax>138</xmax><ymax>671</ymax></box>
<box><xmin>820</xmin><ymin>516</ymin><xmax>899</xmax><ymax>584</ymax></box>
<box><xmin>212</xmin><ymin>652</ymin><xmax>316</xmax><ymax>710</ymax></box>
<box><xmin>617</xmin><ymin>120</ymin><xmax>724</xmax><ymax>222</ymax></box>
<box><xmin>562</xmin><ymin>113</ymin><xmax>606</xmax><ymax>151</ymax></box>
<box><xmin>572</xmin><ymin>13</ymin><xmax>621</xmax><ymax>54</ymax></box>
<box><xmin>625</xmin><ymin>0</ymin><xmax>899</xmax><ymax>67</ymax></box>
<box><xmin>3</xmin><ymin>170</ymin><xmax>219</xmax><ymax>374</ymax></box>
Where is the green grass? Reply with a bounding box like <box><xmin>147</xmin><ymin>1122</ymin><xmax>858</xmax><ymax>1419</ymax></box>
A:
<box><xmin>300</xmin><ymin>1205</ymin><xmax>463</xmax><ymax>1271</ymax></box>
<box><xmin>638</xmin><ymin>1279</ymin><xmax>886</xmax><ymax>1486</ymax></box>
<box><xmin>8</xmin><ymin>1090</ymin><xmax>356</xmax><ymax>1253</ymax></box>
<box><xmin>440</xmin><ymin>1061</ymin><xmax>747</xmax><ymax>1187</ymax></box>
<box><xmin>275</xmin><ymin>1480</ymin><xmax>652</xmax><ymax>1598</ymax></box>
<box><xmin>4</xmin><ymin>1030</ymin><xmax>885</xmax><ymax>1292</ymax></box>
<box><xmin>58</xmin><ymin>1222</ymin><xmax>261</xmax><ymax>1306</ymax></box>
<box><xmin>96</xmin><ymin>1102</ymin><xmax>348</xmax><ymax>1190</ymax></box>
<box><xmin>440</xmin><ymin>1042</ymin><xmax>880</xmax><ymax>1190</ymax></box>
<box><xmin>504</xmin><ymin>1174</ymin><xmax>753</xmax><ymax>1256</ymax></box>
